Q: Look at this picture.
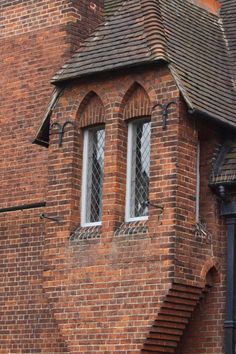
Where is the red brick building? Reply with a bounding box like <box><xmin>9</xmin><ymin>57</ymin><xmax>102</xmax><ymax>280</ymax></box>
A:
<box><xmin>1</xmin><ymin>0</ymin><xmax>236</xmax><ymax>353</ymax></box>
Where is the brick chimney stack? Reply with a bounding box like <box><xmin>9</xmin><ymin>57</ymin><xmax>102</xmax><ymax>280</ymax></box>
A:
<box><xmin>190</xmin><ymin>0</ymin><xmax>221</xmax><ymax>14</ymax></box>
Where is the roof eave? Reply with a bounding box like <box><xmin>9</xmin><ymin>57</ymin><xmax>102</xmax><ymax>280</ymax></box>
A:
<box><xmin>188</xmin><ymin>107</ymin><xmax>236</xmax><ymax>131</ymax></box>
<box><xmin>51</xmin><ymin>57</ymin><xmax>168</xmax><ymax>85</ymax></box>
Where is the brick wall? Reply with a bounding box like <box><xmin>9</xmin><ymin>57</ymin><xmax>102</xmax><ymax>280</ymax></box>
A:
<box><xmin>0</xmin><ymin>0</ymin><xmax>103</xmax><ymax>351</ymax></box>
<box><xmin>0</xmin><ymin>0</ymin><xmax>103</xmax><ymax>208</ymax></box>
<box><xmin>0</xmin><ymin>209</ymin><xmax>67</xmax><ymax>353</ymax></box>
<box><xmin>174</xmin><ymin>105</ymin><xmax>225</xmax><ymax>285</ymax></box>
<box><xmin>0</xmin><ymin>1</ymin><xmax>227</xmax><ymax>352</ymax></box>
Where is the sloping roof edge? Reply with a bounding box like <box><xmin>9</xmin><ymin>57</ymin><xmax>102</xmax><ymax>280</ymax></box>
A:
<box><xmin>32</xmin><ymin>87</ymin><xmax>64</xmax><ymax>147</ymax></box>
<box><xmin>169</xmin><ymin>64</ymin><xmax>194</xmax><ymax>110</ymax></box>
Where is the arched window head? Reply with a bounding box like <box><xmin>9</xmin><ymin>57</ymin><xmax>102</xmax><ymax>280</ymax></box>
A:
<box><xmin>123</xmin><ymin>82</ymin><xmax>151</xmax><ymax>120</ymax></box>
<box><xmin>78</xmin><ymin>91</ymin><xmax>105</xmax><ymax>128</ymax></box>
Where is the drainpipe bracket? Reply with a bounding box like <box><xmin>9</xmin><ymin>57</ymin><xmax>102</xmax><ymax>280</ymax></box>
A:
<box><xmin>224</xmin><ymin>321</ymin><xmax>236</xmax><ymax>329</ymax></box>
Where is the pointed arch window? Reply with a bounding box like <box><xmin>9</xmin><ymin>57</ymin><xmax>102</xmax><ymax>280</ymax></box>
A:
<box><xmin>81</xmin><ymin>126</ymin><xmax>105</xmax><ymax>226</ymax></box>
<box><xmin>125</xmin><ymin>118</ymin><xmax>151</xmax><ymax>221</ymax></box>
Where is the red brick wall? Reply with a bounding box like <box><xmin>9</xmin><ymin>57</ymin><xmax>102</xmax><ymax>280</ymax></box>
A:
<box><xmin>174</xmin><ymin>105</ymin><xmax>224</xmax><ymax>285</ymax></box>
<box><xmin>0</xmin><ymin>209</ymin><xmax>68</xmax><ymax>353</ymax></box>
<box><xmin>0</xmin><ymin>0</ymin><xmax>103</xmax><ymax>207</ymax></box>
<box><xmin>0</xmin><ymin>1</ymin><xmax>227</xmax><ymax>352</ymax></box>
<box><xmin>0</xmin><ymin>0</ymin><xmax>103</xmax><ymax>351</ymax></box>
<box><xmin>173</xmin><ymin>118</ymin><xmax>227</xmax><ymax>353</ymax></box>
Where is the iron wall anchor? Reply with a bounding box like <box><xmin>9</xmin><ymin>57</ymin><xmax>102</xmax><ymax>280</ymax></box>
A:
<box><xmin>153</xmin><ymin>100</ymin><xmax>177</xmax><ymax>129</ymax></box>
<box><xmin>50</xmin><ymin>120</ymin><xmax>75</xmax><ymax>147</ymax></box>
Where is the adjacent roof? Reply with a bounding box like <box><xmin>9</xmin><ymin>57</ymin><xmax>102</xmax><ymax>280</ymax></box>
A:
<box><xmin>220</xmin><ymin>0</ymin><xmax>236</xmax><ymax>83</ymax></box>
<box><xmin>162</xmin><ymin>0</ymin><xmax>236</xmax><ymax>127</ymax></box>
<box><xmin>51</xmin><ymin>0</ymin><xmax>236</xmax><ymax>129</ymax></box>
<box><xmin>211</xmin><ymin>139</ymin><xmax>236</xmax><ymax>185</ymax></box>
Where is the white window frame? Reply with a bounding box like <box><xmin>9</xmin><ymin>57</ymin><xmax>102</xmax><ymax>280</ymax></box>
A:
<box><xmin>125</xmin><ymin>119</ymin><xmax>150</xmax><ymax>222</ymax></box>
<box><xmin>81</xmin><ymin>128</ymin><xmax>104</xmax><ymax>227</ymax></box>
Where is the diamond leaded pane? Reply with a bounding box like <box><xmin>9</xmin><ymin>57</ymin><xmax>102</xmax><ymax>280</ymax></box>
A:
<box><xmin>130</xmin><ymin>121</ymin><xmax>150</xmax><ymax>218</ymax></box>
<box><xmin>86</xmin><ymin>128</ymin><xmax>105</xmax><ymax>223</ymax></box>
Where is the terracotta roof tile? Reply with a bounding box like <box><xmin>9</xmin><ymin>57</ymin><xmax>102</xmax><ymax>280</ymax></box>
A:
<box><xmin>52</xmin><ymin>0</ymin><xmax>167</xmax><ymax>83</ymax></box>
<box><xmin>104</xmin><ymin>0</ymin><xmax>124</xmax><ymax>18</ymax></box>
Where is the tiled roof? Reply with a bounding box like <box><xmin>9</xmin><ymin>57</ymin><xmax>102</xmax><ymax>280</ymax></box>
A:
<box><xmin>161</xmin><ymin>0</ymin><xmax>236</xmax><ymax>127</ymax></box>
<box><xmin>220</xmin><ymin>0</ymin><xmax>236</xmax><ymax>83</ymax></box>
<box><xmin>52</xmin><ymin>0</ymin><xmax>167</xmax><ymax>84</ymax></box>
<box><xmin>104</xmin><ymin>0</ymin><xmax>124</xmax><ymax>18</ymax></box>
<box><xmin>211</xmin><ymin>139</ymin><xmax>236</xmax><ymax>185</ymax></box>
<box><xmin>51</xmin><ymin>0</ymin><xmax>236</xmax><ymax>128</ymax></box>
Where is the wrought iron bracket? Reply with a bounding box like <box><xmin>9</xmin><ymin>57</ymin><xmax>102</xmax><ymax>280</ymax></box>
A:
<box><xmin>146</xmin><ymin>200</ymin><xmax>164</xmax><ymax>211</ymax></box>
<box><xmin>50</xmin><ymin>120</ymin><xmax>75</xmax><ymax>147</ymax></box>
<box><xmin>39</xmin><ymin>213</ymin><xmax>61</xmax><ymax>223</ymax></box>
<box><xmin>153</xmin><ymin>100</ymin><xmax>177</xmax><ymax>129</ymax></box>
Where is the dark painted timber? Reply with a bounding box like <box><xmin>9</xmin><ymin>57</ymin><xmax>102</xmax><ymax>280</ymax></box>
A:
<box><xmin>0</xmin><ymin>202</ymin><xmax>46</xmax><ymax>214</ymax></box>
<box><xmin>221</xmin><ymin>201</ymin><xmax>236</xmax><ymax>354</ymax></box>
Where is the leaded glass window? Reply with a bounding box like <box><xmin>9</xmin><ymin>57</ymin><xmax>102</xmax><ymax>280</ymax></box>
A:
<box><xmin>81</xmin><ymin>126</ymin><xmax>105</xmax><ymax>226</ymax></box>
<box><xmin>126</xmin><ymin>119</ymin><xmax>151</xmax><ymax>221</ymax></box>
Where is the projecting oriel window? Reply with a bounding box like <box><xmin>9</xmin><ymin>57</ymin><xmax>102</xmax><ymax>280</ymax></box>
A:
<box><xmin>81</xmin><ymin>126</ymin><xmax>105</xmax><ymax>226</ymax></box>
<box><xmin>125</xmin><ymin>119</ymin><xmax>151</xmax><ymax>221</ymax></box>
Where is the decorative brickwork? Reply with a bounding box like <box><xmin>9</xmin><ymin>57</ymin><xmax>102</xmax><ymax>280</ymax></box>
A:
<box><xmin>79</xmin><ymin>91</ymin><xmax>105</xmax><ymax>128</ymax></box>
<box><xmin>123</xmin><ymin>82</ymin><xmax>152</xmax><ymax>120</ymax></box>
<box><xmin>141</xmin><ymin>282</ymin><xmax>210</xmax><ymax>353</ymax></box>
